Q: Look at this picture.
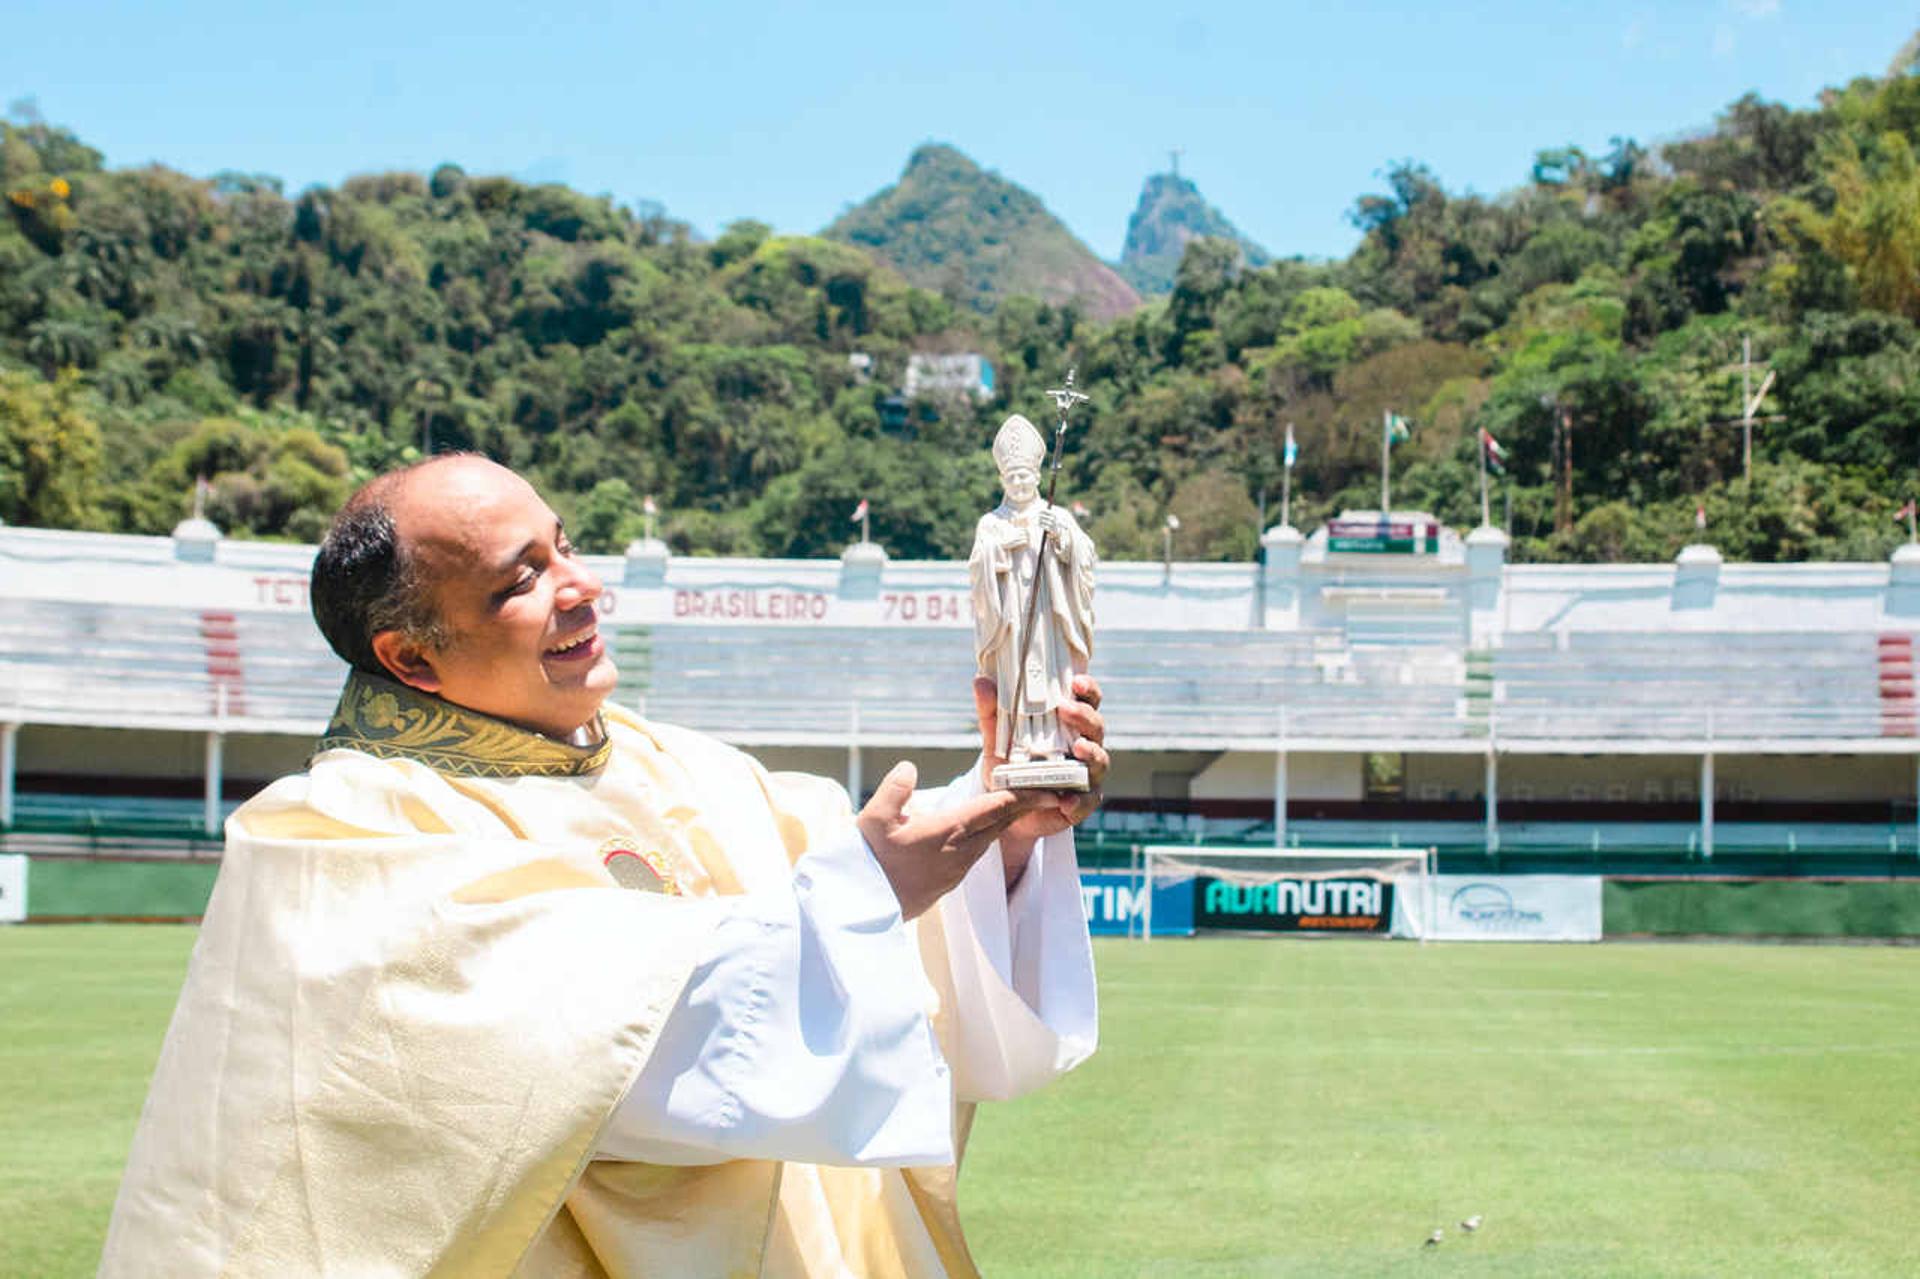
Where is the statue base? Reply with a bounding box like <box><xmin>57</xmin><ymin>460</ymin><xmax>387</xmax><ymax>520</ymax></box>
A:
<box><xmin>992</xmin><ymin>759</ymin><xmax>1090</xmax><ymax>792</ymax></box>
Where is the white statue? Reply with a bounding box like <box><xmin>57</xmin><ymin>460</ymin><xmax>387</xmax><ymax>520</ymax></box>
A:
<box><xmin>969</xmin><ymin>413</ymin><xmax>1096</xmax><ymax>791</ymax></box>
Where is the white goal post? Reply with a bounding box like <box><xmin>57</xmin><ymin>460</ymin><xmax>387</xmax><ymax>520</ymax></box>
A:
<box><xmin>1132</xmin><ymin>845</ymin><xmax>1438</xmax><ymax>940</ymax></box>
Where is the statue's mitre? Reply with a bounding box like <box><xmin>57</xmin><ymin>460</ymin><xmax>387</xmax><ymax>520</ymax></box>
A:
<box><xmin>992</xmin><ymin>415</ymin><xmax>1047</xmax><ymax>472</ymax></box>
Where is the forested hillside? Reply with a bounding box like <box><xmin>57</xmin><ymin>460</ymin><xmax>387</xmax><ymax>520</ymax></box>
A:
<box><xmin>1118</xmin><ymin>171</ymin><xmax>1269</xmax><ymax>297</ymax></box>
<box><xmin>4</xmin><ymin>60</ymin><xmax>1920</xmax><ymax>564</ymax></box>
<box><xmin>825</xmin><ymin>144</ymin><xmax>1140</xmax><ymax>321</ymax></box>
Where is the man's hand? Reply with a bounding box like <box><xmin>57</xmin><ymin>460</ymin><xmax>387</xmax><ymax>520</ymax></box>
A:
<box><xmin>858</xmin><ymin>761</ymin><xmax>1047</xmax><ymax>921</ymax></box>
<box><xmin>974</xmin><ymin>674</ymin><xmax>1109</xmax><ymax>886</ymax></box>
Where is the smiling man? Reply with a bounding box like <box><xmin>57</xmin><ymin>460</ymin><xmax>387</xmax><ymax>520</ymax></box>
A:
<box><xmin>101</xmin><ymin>455</ymin><xmax>1106</xmax><ymax>1278</ymax></box>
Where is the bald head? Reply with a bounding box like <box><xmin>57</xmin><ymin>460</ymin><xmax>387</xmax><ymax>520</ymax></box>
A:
<box><xmin>314</xmin><ymin>455</ymin><xmax>615</xmax><ymax>736</ymax></box>
<box><xmin>385</xmin><ymin>456</ymin><xmax>546</xmax><ymax>580</ymax></box>
<box><xmin>310</xmin><ymin>454</ymin><xmax>492</xmax><ymax>676</ymax></box>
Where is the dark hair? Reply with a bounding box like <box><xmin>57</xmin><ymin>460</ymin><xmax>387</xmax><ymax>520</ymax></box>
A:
<box><xmin>310</xmin><ymin>475</ymin><xmax>450</xmax><ymax>676</ymax></box>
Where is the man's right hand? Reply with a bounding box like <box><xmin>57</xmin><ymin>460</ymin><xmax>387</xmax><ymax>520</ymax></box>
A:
<box><xmin>857</xmin><ymin>761</ymin><xmax>1044</xmax><ymax>920</ymax></box>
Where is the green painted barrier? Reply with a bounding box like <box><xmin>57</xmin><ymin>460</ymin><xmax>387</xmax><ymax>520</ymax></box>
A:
<box><xmin>26</xmin><ymin>857</ymin><xmax>220</xmax><ymax>920</ymax></box>
<box><xmin>1604</xmin><ymin>879</ymin><xmax>1920</xmax><ymax>938</ymax></box>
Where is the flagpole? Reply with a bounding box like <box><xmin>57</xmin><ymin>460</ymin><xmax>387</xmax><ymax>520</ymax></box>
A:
<box><xmin>1380</xmin><ymin>411</ymin><xmax>1391</xmax><ymax>513</ymax></box>
<box><xmin>861</xmin><ymin>509</ymin><xmax>870</xmax><ymax>545</ymax></box>
<box><xmin>1478</xmin><ymin>433</ymin><xmax>1490</xmax><ymax>529</ymax></box>
<box><xmin>1910</xmin><ymin>506</ymin><xmax>1916</xmax><ymax>546</ymax></box>
<box><xmin>1281</xmin><ymin>457</ymin><xmax>1292</xmax><ymax>530</ymax></box>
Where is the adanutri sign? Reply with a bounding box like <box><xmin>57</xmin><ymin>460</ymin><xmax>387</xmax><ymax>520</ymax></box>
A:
<box><xmin>1195</xmin><ymin>875</ymin><xmax>1393</xmax><ymax>933</ymax></box>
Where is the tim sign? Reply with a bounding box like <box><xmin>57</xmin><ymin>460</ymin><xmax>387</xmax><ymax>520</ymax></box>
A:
<box><xmin>1078</xmin><ymin>872</ymin><xmax>1194</xmax><ymax>937</ymax></box>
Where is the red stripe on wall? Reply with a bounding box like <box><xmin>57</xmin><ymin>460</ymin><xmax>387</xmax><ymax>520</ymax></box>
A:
<box><xmin>199</xmin><ymin>611</ymin><xmax>248</xmax><ymax>717</ymax></box>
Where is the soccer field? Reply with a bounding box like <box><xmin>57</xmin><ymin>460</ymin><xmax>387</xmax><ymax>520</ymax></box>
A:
<box><xmin>4</xmin><ymin>929</ymin><xmax>1918</xmax><ymax>1276</ymax></box>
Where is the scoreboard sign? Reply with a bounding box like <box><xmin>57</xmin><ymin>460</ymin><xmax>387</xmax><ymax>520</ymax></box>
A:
<box><xmin>1326</xmin><ymin>516</ymin><xmax>1438</xmax><ymax>555</ymax></box>
<box><xmin>1195</xmin><ymin>875</ymin><xmax>1393</xmax><ymax>933</ymax></box>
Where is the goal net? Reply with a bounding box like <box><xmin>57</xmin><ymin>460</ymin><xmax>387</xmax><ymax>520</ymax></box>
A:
<box><xmin>1132</xmin><ymin>845</ymin><xmax>1437</xmax><ymax>940</ymax></box>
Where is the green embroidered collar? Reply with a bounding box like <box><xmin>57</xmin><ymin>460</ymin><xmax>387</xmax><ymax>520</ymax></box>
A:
<box><xmin>315</xmin><ymin>670</ymin><xmax>612</xmax><ymax>778</ymax></box>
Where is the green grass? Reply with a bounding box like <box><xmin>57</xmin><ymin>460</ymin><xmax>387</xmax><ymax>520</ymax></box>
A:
<box><xmin>966</xmin><ymin>939</ymin><xmax>1920</xmax><ymax>1277</ymax></box>
<box><xmin>0</xmin><ymin>925</ymin><xmax>196</xmax><ymax>1277</ymax></box>
<box><xmin>6</xmin><ymin>929</ymin><xmax>1920</xmax><ymax>1276</ymax></box>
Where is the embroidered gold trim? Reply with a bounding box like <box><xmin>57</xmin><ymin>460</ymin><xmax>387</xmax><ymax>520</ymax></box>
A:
<box><xmin>314</xmin><ymin>671</ymin><xmax>612</xmax><ymax>778</ymax></box>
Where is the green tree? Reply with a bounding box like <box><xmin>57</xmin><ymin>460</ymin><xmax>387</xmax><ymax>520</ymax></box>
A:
<box><xmin>0</xmin><ymin>368</ymin><xmax>103</xmax><ymax>526</ymax></box>
<box><xmin>1781</xmin><ymin>132</ymin><xmax>1920</xmax><ymax>323</ymax></box>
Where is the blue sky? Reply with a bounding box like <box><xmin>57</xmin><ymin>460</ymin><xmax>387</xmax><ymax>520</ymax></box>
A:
<box><xmin>3</xmin><ymin>2</ymin><xmax>1912</xmax><ymax>262</ymax></box>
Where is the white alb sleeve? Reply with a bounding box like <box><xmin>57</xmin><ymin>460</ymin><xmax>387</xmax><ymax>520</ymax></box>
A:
<box><xmin>912</xmin><ymin>762</ymin><xmax>1098</xmax><ymax>1103</ymax></box>
<box><xmin>595</xmin><ymin>826</ymin><xmax>953</xmax><ymax>1168</ymax></box>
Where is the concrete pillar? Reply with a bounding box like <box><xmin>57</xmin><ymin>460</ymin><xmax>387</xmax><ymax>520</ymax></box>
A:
<box><xmin>1484</xmin><ymin>748</ymin><xmax>1499</xmax><ymax>857</ymax></box>
<box><xmin>846</xmin><ymin>702</ymin><xmax>862</xmax><ymax>803</ymax></box>
<box><xmin>172</xmin><ymin>515</ymin><xmax>223</xmax><ymax>563</ymax></box>
<box><xmin>1888</xmin><ymin>543</ymin><xmax>1920</xmax><ymax>618</ymax></box>
<box><xmin>839</xmin><ymin>541</ymin><xmax>888</xmax><ymax>602</ymax></box>
<box><xmin>1259</xmin><ymin>524</ymin><xmax>1304</xmax><ymax>630</ymax></box>
<box><xmin>0</xmin><ymin>722</ymin><xmax>16</xmax><ymax>828</ymax></box>
<box><xmin>1700</xmin><ymin>751</ymin><xmax>1715</xmax><ymax>862</ymax></box>
<box><xmin>204</xmin><ymin>731</ymin><xmax>224</xmax><ymax>838</ymax></box>
<box><xmin>1465</xmin><ymin>525</ymin><xmax>1509</xmax><ymax>648</ymax></box>
<box><xmin>622</xmin><ymin>536</ymin><xmax>671</xmax><ymax>587</ymax></box>
<box><xmin>1674</xmin><ymin>543</ymin><xmax>1722</xmax><ymax>611</ymax></box>
<box><xmin>1274</xmin><ymin>718</ymin><xmax>1290</xmax><ymax>844</ymax></box>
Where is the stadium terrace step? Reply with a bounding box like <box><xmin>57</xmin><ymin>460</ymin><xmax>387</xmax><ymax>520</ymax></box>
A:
<box><xmin>1</xmin><ymin>583</ymin><xmax>1915</xmax><ymax>750</ymax></box>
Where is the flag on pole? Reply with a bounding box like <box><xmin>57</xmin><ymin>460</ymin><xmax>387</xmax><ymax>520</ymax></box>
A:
<box><xmin>642</xmin><ymin>494</ymin><xmax>658</xmax><ymax>516</ymax></box>
<box><xmin>1896</xmin><ymin>500</ymin><xmax>1916</xmax><ymax>523</ymax></box>
<box><xmin>1695</xmin><ymin>504</ymin><xmax>1707</xmax><ymax>530</ymax></box>
<box><xmin>1070</xmin><ymin>500</ymin><xmax>1090</xmax><ymax>519</ymax></box>
<box><xmin>1283</xmin><ymin>423</ymin><xmax>1298</xmax><ymax>469</ymax></box>
<box><xmin>1385</xmin><ymin>412</ymin><xmax>1411</xmax><ymax>445</ymax></box>
<box><xmin>1480</xmin><ymin>429</ymin><xmax>1506</xmax><ymax>475</ymax></box>
<box><xmin>849</xmin><ymin>498</ymin><xmax>869</xmax><ymax>524</ymax></box>
<box><xmin>1165</xmin><ymin>513</ymin><xmax>1181</xmax><ymax>531</ymax></box>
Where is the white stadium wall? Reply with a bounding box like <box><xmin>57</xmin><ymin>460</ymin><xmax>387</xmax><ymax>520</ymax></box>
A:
<box><xmin>5</xmin><ymin>521</ymin><xmax>1920</xmax><ymax>821</ymax></box>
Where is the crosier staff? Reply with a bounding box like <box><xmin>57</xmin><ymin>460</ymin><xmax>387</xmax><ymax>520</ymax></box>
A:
<box><xmin>1004</xmin><ymin>369</ymin><xmax>1089</xmax><ymax>739</ymax></box>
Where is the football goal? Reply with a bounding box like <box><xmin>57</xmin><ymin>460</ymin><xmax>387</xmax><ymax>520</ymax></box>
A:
<box><xmin>1132</xmin><ymin>845</ymin><xmax>1437</xmax><ymax>940</ymax></box>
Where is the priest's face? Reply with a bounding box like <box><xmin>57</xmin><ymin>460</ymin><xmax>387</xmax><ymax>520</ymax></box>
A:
<box><xmin>380</xmin><ymin>458</ymin><xmax>616</xmax><ymax>739</ymax></box>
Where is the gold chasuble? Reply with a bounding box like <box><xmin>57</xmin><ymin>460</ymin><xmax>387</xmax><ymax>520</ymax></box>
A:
<box><xmin>102</xmin><ymin>674</ymin><xmax>999</xmax><ymax>1278</ymax></box>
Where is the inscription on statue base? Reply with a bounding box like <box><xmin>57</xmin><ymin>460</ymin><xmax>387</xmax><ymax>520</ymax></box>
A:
<box><xmin>992</xmin><ymin>759</ymin><xmax>1090</xmax><ymax>792</ymax></box>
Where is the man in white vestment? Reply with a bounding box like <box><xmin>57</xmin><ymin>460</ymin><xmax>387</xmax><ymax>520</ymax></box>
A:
<box><xmin>101</xmin><ymin>455</ymin><xmax>1107</xmax><ymax>1277</ymax></box>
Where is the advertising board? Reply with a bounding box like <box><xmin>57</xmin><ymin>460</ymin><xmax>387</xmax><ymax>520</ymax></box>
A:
<box><xmin>1326</xmin><ymin>516</ymin><xmax>1438</xmax><ymax>555</ymax></box>
<box><xmin>0</xmin><ymin>854</ymin><xmax>25</xmax><ymax>923</ymax></box>
<box><xmin>1194</xmin><ymin>875</ymin><xmax>1394</xmax><ymax>933</ymax></box>
<box><xmin>1426</xmin><ymin>875</ymin><xmax>1602</xmax><ymax>942</ymax></box>
<box><xmin>1078</xmin><ymin>872</ymin><xmax>1194</xmax><ymax>937</ymax></box>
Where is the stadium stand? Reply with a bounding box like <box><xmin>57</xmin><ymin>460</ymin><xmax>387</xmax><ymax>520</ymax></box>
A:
<box><xmin>4</xmin><ymin>516</ymin><xmax>1920</xmax><ymax>889</ymax></box>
